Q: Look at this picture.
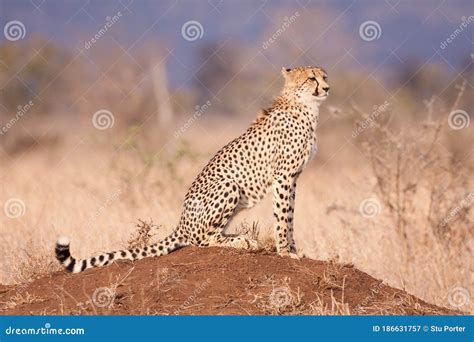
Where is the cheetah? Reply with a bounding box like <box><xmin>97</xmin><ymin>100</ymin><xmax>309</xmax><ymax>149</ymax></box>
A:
<box><xmin>56</xmin><ymin>66</ymin><xmax>330</xmax><ymax>273</ymax></box>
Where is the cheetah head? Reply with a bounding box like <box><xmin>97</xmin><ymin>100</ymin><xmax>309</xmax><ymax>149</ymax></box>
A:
<box><xmin>281</xmin><ymin>66</ymin><xmax>329</xmax><ymax>103</ymax></box>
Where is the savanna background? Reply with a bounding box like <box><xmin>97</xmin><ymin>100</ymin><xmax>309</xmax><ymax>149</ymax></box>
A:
<box><xmin>0</xmin><ymin>0</ymin><xmax>473</xmax><ymax>314</ymax></box>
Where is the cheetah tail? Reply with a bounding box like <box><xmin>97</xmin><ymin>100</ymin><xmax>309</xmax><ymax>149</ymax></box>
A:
<box><xmin>55</xmin><ymin>232</ymin><xmax>188</xmax><ymax>273</ymax></box>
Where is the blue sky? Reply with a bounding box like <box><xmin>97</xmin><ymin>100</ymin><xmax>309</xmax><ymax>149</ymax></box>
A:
<box><xmin>1</xmin><ymin>0</ymin><xmax>472</xmax><ymax>87</ymax></box>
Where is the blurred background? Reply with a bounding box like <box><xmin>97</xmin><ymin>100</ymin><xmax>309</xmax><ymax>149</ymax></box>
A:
<box><xmin>0</xmin><ymin>0</ymin><xmax>473</xmax><ymax>313</ymax></box>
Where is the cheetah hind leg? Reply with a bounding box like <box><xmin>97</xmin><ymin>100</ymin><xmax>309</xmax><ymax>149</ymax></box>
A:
<box><xmin>203</xmin><ymin>181</ymin><xmax>258</xmax><ymax>251</ymax></box>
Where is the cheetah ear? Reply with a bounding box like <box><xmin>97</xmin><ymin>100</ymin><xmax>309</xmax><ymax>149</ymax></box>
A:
<box><xmin>281</xmin><ymin>67</ymin><xmax>291</xmax><ymax>77</ymax></box>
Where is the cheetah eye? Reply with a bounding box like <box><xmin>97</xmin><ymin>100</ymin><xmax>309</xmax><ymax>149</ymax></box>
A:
<box><xmin>323</xmin><ymin>75</ymin><xmax>328</xmax><ymax>80</ymax></box>
<box><xmin>308</xmin><ymin>77</ymin><xmax>317</xmax><ymax>81</ymax></box>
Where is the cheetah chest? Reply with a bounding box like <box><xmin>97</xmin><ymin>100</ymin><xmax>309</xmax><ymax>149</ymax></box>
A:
<box><xmin>302</xmin><ymin>132</ymin><xmax>318</xmax><ymax>169</ymax></box>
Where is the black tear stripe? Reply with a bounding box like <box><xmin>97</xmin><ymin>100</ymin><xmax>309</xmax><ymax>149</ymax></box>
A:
<box><xmin>65</xmin><ymin>258</ymin><xmax>76</xmax><ymax>272</ymax></box>
<box><xmin>313</xmin><ymin>70</ymin><xmax>320</xmax><ymax>96</ymax></box>
<box><xmin>81</xmin><ymin>259</ymin><xmax>87</xmax><ymax>272</ymax></box>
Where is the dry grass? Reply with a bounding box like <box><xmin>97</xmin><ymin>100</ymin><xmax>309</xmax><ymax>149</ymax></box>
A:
<box><xmin>1</xmin><ymin>82</ymin><xmax>472</xmax><ymax>314</ymax></box>
<box><xmin>10</xmin><ymin>240</ymin><xmax>61</xmax><ymax>284</ymax></box>
<box><xmin>245</xmin><ymin>275</ymin><xmax>304</xmax><ymax>315</ymax></box>
<box><xmin>2</xmin><ymin>292</ymin><xmax>43</xmax><ymax>310</ymax></box>
<box><xmin>307</xmin><ymin>293</ymin><xmax>351</xmax><ymax>315</ymax></box>
<box><xmin>245</xmin><ymin>272</ymin><xmax>351</xmax><ymax>315</ymax></box>
<box><xmin>127</xmin><ymin>219</ymin><xmax>161</xmax><ymax>250</ymax></box>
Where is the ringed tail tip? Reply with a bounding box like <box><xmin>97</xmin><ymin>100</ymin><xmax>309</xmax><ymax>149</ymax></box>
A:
<box><xmin>56</xmin><ymin>236</ymin><xmax>70</xmax><ymax>247</ymax></box>
<box><xmin>55</xmin><ymin>236</ymin><xmax>75</xmax><ymax>272</ymax></box>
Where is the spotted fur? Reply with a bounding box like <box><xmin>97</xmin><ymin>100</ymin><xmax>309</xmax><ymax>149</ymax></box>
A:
<box><xmin>55</xmin><ymin>66</ymin><xmax>330</xmax><ymax>272</ymax></box>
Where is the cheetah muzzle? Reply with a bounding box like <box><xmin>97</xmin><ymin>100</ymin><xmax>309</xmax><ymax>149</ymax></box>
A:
<box><xmin>55</xmin><ymin>66</ymin><xmax>329</xmax><ymax>272</ymax></box>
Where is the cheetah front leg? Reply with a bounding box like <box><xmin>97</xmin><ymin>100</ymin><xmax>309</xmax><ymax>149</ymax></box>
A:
<box><xmin>287</xmin><ymin>181</ymin><xmax>297</xmax><ymax>254</ymax></box>
<box><xmin>272</xmin><ymin>176</ymin><xmax>300</xmax><ymax>259</ymax></box>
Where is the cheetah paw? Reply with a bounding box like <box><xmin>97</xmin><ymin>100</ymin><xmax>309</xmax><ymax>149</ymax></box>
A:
<box><xmin>278</xmin><ymin>251</ymin><xmax>301</xmax><ymax>260</ymax></box>
<box><xmin>231</xmin><ymin>238</ymin><xmax>258</xmax><ymax>251</ymax></box>
<box><xmin>246</xmin><ymin>239</ymin><xmax>259</xmax><ymax>251</ymax></box>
